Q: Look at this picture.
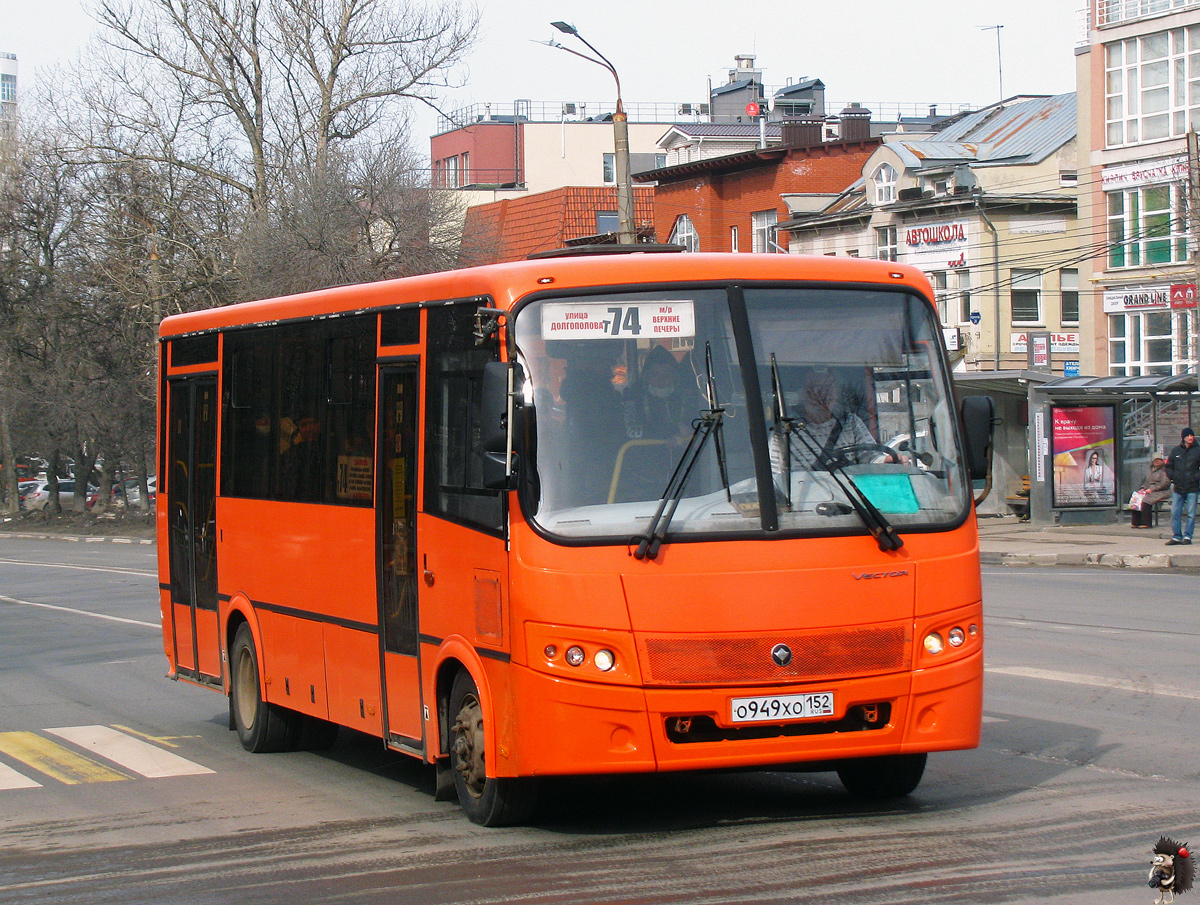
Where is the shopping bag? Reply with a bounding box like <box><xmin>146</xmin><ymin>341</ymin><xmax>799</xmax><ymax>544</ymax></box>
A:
<box><xmin>1128</xmin><ymin>489</ymin><xmax>1146</xmax><ymax>510</ymax></box>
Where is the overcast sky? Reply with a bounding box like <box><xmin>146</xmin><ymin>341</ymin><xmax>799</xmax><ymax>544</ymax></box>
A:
<box><xmin>3</xmin><ymin>0</ymin><xmax>1083</xmax><ymax>154</ymax></box>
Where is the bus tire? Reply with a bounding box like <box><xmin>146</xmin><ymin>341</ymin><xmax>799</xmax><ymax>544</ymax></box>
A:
<box><xmin>836</xmin><ymin>753</ymin><xmax>926</xmax><ymax>799</ymax></box>
<box><xmin>230</xmin><ymin>623</ymin><xmax>300</xmax><ymax>753</ymax></box>
<box><xmin>447</xmin><ymin>670</ymin><xmax>537</xmax><ymax>826</ymax></box>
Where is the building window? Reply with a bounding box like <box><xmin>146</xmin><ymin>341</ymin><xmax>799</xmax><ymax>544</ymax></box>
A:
<box><xmin>460</xmin><ymin>152</ymin><xmax>470</xmax><ymax>186</ymax></box>
<box><xmin>595</xmin><ymin>211</ymin><xmax>618</xmax><ymax>235</ymax></box>
<box><xmin>751</xmin><ymin>210</ymin><xmax>778</xmax><ymax>253</ymax></box>
<box><xmin>0</xmin><ymin>74</ymin><xmax>14</xmax><ymax>104</ymax></box>
<box><xmin>1060</xmin><ymin>268</ymin><xmax>1079</xmax><ymax>325</ymax></box>
<box><xmin>669</xmin><ymin>214</ymin><xmax>699</xmax><ymax>252</ymax></box>
<box><xmin>875</xmin><ymin>226</ymin><xmax>897</xmax><ymax>261</ymax></box>
<box><xmin>1011</xmin><ymin>269</ymin><xmax>1042</xmax><ymax>324</ymax></box>
<box><xmin>1107</xmin><ymin>183</ymin><xmax>1188</xmax><ymax>268</ymax></box>
<box><xmin>1108</xmin><ymin>309</ymin><xmax>1181</xmax><ymax>376</ymax></box>
<box><xmin>603</xmin><ymin>153</ymin><xmax>615</xmax><ymax>185</ymax></box>
<box><xmin>930</xmin><ymin>271</ymin><xmax>949</xmax><ymax>324</ymax></box>
<box><xmin>956</xmin><ymin>270</ymin><xmax>973</xmax><ymax>324</ymax></box>
<box><xmin>873</xmin><ymin>163</ymin><xmax>897</xmax><ymax>205</ymax></box>
<box><xmin>444</xmin><ymin>155</ymin><xmax>459</xmax><ymax>188</ymax></box>
<box><xmin>1105</xmin><ymin>26</ymin><xmax>1200</xmax><ymax>147</ymax></box>
<box><xmin>730</xmin><ymin>225</ymin><xmax>739</xmax><ymax>252</ymax></box>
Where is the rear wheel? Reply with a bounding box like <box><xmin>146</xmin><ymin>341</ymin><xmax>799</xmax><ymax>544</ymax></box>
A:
<box><xmin>837</xmin><ymin>753</ymin><xmax>927</xmax><ymax>799</ymax></box>
<box><xmin>229</xmin><ymin>623</ymin><xmax>300</xmax><ymax>753</ymax></box>
<box><xmin>448</xmin><ymin>670</ymin><xmax>537</xmax><ymax>826</ymax></box>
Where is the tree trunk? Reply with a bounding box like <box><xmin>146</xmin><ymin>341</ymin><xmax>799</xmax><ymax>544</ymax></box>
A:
<box><xmin>0</xmin><ymin>402</ymin><xmax>16</xmax><ymax>516</ymax></box>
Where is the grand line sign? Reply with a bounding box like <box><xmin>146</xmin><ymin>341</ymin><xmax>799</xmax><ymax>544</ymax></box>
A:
<box><xmin>1103</xmin><ymin>285</ymin><xmax>1171</xmax><ymax>312</ymax></box>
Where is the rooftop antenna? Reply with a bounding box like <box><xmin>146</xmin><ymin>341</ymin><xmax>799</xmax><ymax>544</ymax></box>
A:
<box><xmin>980</xmin><ymin>25</ymin><xmax>1004</xmax><ymax>102</ymax></box>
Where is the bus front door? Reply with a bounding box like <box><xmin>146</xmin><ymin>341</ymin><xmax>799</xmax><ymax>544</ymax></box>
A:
<box><xmin>377</xmin><ymin>366</ymin><xmax>423</xmax><ymax>748</ymax></box>
<box><xmin>166</xmin><ymin>378</ymin><xmax>222</xmax><ymax>685</ymax></box>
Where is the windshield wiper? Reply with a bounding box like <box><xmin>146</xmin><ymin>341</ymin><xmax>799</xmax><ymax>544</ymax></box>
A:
<box><xmin>769</xmin><ymin>353</ymin><xmax>794</xmax><ymax>510</ymax></box>
<box><xmin>634</xmin><ymin>343</ymin><xmax>729</xmax><ymax>560</ymax></box>
<box><xmin>769</xmin><ymin>355</ymin><xmax>903</xmax><ymax>553</ymax></box>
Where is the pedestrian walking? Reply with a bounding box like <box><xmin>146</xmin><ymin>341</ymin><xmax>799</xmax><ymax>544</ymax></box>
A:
<box><xmin>1165</xmin><ymin>427</ymin><xmax>1200</xmax><ymax>545</ymax></box>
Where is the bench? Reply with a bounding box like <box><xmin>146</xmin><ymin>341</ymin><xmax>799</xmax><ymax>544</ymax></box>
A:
<box><xmin>1005</xmin><ymin>475</ymin><xmax>1031</xmax><ymax>521</ymax></box>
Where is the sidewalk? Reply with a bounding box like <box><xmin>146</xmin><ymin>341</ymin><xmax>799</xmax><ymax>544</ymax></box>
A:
<box><xmin>977</xmin><ymin>514</ymin><xmax>1200</xmax><ymax>570</ymax></box>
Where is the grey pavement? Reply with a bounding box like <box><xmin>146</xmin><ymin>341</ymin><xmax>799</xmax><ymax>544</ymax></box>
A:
<box><xmin>978</xmin><ymin>514</ymin><xmax>1200</xmax><ymax>570</ymax></box>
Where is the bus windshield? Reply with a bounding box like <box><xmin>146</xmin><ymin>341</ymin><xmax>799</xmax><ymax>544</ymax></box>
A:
<box><xmin>513</xmin><ymin>285</ymin><xmax>970</xmax><ymax>543</ymax></box>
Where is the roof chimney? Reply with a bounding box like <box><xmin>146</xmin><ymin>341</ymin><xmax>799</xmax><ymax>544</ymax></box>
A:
<box><xmin>729</xmin><ymin>53</ymin><xmax>761</xmax><ymax>85</ymax></box>
<box><xmin>781</xmin><ymin>116</ymin><xmax>824</xmax><ymax>148</ymax></box>
<box><xmin>839</xmin><ymin>103</ymin><xmax>872</xmax><ymax>142</ymax></box>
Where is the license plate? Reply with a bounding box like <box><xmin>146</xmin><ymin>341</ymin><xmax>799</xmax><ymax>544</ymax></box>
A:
<box><xmin>730</xmin><ymin>691</ymin><xmax>835</xmax><ymax>724</ymax></box>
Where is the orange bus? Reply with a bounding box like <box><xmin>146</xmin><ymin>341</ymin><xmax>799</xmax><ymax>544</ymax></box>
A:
<box><xmin>157</xmin><ymin>249</ymin><xmax>994</xmax><ymax>825</ymax></box>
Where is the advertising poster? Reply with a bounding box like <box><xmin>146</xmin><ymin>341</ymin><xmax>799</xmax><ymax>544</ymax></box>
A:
<box><xmin>1050</xmin><ymin>405</ymin><xmax>1117</xmax><ymax>508</ymax></box>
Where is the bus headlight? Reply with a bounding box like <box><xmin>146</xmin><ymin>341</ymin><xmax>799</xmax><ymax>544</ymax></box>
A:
<box><xmin>593</xmin><ymin>649</ymin><xmax>616</xmax><ymax>672</ymax></box>
<box><xmin>565</xmin><ymin>645</ymin><xmax>586</xmax><ymax>667</ymax></box>
<box><xmin>948</xmin><ymin>627</ymin><xmax>966</xmax><ymax>648</ymax></box>
<box><xmin>923</xmin><ymin>632</ymin><xmax>944</xmax><ymax>655</ymax></box>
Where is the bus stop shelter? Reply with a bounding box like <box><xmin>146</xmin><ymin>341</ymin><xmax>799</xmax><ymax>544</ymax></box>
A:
<box><xmin>1027</xmin><ymin>372</ymin><xmax>1200</xmax><ymax>525</ymax></box>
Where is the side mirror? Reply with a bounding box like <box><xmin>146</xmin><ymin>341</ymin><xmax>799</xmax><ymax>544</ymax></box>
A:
<box><xmin>481</xmin><ymin>361</ymin><xmax>511</xmax><ymax>454</ymax></box>
<box><xmin>960</xmin><ymin>395</ymin><xmax>995</xmax><ymax>481</ymax></box>
<box><xmin>480</xmin><ymin>361</ymin><xmax>525</xmax><ymax>490</ymax></box>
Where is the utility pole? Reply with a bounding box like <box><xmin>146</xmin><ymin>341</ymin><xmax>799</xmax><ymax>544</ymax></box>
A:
<box><xmin>1190</xmin><ymin>127</ymin><xmax>1199</xmax><ymax>366</ymax></box>
<box><xmin>548</xmin><ymin>22</ymin><xmax>636</xmax><ymax>245</ymax></box>
<box><xmin>981</xmin><ymin>25</ymin><xmax>1004</xmax><ymax>102</ymax></box>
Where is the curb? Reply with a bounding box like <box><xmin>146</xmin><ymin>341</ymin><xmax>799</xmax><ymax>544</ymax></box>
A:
<box><xmin>0</xmin><ymin>532</ymin><xmax>154</xmax><ymax>545</ymax></box>
<box><xmin>982</xmin><ymin>550</ymin><xmax>1200</xmax><ymax>570</ymax></box>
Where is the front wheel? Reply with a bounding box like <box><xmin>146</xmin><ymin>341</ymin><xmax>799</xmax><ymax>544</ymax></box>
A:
<box><xmin>836</xmin><ymin>753</ymin><xmax>927</xmax><ymax>799</ymax></box>
<box><xmin>447</xmin><ymin>670</ymin><xmax>537</xmax><ymax>826</ymax></box>
<box><xmin>229</xmin><ymin>623</ymin><xmax>300</xmax><ymax>753</ymax></box>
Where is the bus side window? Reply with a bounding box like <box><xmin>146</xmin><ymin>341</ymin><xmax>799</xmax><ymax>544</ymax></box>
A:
<box><xmin>424</xmin><ymin>303</ymin><xmax>503</xmax><ymax>532</ymax></box>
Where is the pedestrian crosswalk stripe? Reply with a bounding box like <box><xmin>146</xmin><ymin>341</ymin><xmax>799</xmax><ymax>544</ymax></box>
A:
<box><xmin>0</xmin><ymin>760</ymin><xmax>41</xmax><ymax>790</ymax></box>
<box><xmin>46</xmin><ymin>726</ymin><xmax>214</xmax><ymax>778</ymax></box>
<box><xmin>0</xmin><ymin>731</ymin><xmax>128</xmax><ymax>785</ymax></box>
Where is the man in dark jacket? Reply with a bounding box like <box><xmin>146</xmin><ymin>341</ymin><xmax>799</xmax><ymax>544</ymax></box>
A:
<box><xmin>1165</xmin><ymin>427</ymin><xmax>1200</xmax><ymax>545</ymax></box>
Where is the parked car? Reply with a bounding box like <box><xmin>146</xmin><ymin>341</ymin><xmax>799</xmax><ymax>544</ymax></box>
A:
<box><xmin>23</xmin><ymin>480</ymin><xmax>79</xmax><ymax>511</ymax></box>
<box><xmin>16</xmin><ymin>480</ymin><xmax>40</xmax><ymax>508</ymax></box>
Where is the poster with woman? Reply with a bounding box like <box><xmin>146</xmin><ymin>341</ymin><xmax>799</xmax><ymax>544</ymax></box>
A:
<box><xmin>1050</xmin><ymin>405</ymin><xmax>1117</xmax><ymax>508</ymax></box>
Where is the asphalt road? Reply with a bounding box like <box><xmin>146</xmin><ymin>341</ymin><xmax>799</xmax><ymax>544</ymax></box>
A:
<box><xmin>0</xmin><ymin>537</ymin><xmax>1194</xmax><ymax>904</ymax></box>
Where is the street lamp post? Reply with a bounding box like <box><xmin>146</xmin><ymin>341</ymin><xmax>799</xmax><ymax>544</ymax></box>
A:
<box><xmin>549</xmin><ymin>21</ymin><xmax>636</xmax><ymax>245</ymax></box>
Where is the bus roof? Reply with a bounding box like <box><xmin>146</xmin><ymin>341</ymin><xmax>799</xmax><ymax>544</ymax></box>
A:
<box><xmin>158</xmin><ymin>253</ymin><xmax>933</xmax><ymax>338</ymax></box>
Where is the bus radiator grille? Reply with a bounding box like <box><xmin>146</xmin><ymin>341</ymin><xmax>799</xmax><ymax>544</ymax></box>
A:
<box><xmin>639</xmin><ymin>625</ymin><xmax>910</xmax><ymax>686</ymax></box>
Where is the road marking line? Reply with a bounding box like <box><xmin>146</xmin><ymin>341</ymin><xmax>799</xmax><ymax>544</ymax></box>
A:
<box><xmin>111</xmin><ymin>724</ymin><xmax>201</xmax><ymax>749</ymax></box>
<box><xmin>0</xmin><ymin>594</ymin><xmax>158</xmax><ymax>629</ymax></box>
<box><xmin>0</xmin><ymin>761</ymin><xmax>42</xmax><ymax>790</ymax></box>
<box><xmin>0</xmin><ymin>558</ymin><xmax>157</xmax><ymax>577</ymax></box>
<box><xmin>987</xmin><ymin>666</ymin><xmax>1200</xmax><ymax>700</ymax></box>
<box><xmin>47</xmin><ymin>726</ymin><xmax>213</xmax><ymax>778</ymax></box>
<box><xmin>0</xmin><ymin>732</ymin><xmax>128</xmax><ymax>784</ymax></box>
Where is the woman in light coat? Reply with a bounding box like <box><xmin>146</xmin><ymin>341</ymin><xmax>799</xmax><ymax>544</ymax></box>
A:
<box><xmin>1131</xmin><ymin>455</ymin><xmax>1171</xmax><ymax>528</ymax></box>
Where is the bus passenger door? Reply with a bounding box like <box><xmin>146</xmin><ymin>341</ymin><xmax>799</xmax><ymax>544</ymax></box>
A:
<box><xmin>377</xmin><ymin>366</ymin><xmax>423</xmax><ymax>747</ymax></box>
<box><xmin>166</xmin><ymin>378</ymin><xmax>222</xmax><ymax>684</ymax></box>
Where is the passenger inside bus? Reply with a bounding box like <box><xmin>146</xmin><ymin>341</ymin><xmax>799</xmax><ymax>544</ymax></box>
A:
<box><xmin>279</xmin><ymin>416</ymin><xmax>324</xmax><ymax>501</ymax></box>
<box><xmin>622</xmin><ymin>345</ymin><xmax>696</xmax><ymax>444</ymax></box>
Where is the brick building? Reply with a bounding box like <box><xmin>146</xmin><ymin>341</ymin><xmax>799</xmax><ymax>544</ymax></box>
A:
<box><xmin>636</xmin><ymin>129</ymin><xmax>881</xmax><ymax>253</ymax></box>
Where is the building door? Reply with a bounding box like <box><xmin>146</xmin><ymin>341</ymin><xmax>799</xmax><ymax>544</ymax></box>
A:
<box><xmin>166</xmin><ymin>377</ymin><xmax>222</xmax><ymax>684</ymax></box>
<box><xmin>377</xmin><ymin>365</ymin><xmax>423</xmax><ymax>748</ymax></box>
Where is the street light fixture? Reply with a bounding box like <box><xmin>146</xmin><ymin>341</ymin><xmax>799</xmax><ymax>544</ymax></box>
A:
<box><xmin>546</xmin><ymin>21</ymin><xmax>636</xmax><ymax>245</ymax></box>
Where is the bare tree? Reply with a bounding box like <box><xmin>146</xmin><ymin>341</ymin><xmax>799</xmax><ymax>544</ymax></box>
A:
<box><xmin>85</xmin><ymin>0</ymin><xmax>479</xmax><ymax>214</ymax></box>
